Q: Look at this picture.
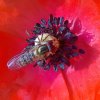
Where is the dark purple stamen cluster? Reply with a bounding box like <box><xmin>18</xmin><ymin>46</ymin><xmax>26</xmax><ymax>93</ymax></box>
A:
<box><xmin>26</xmin><ymin>14</ymin><xmax>85</xmax><ymax>71</ymax></box>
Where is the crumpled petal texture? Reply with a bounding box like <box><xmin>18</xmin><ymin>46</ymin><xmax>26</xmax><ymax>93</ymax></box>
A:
<box><xmin>0</xmin><ymin>0</ymin><xmax>100</xmax><ymax>100</ymax></box>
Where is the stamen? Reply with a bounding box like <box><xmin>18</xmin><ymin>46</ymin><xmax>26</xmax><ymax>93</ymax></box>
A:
<box><xmin>26</xmin><ymin>14</ymin><xmax>85</xmax><ymax>71</ymax></box>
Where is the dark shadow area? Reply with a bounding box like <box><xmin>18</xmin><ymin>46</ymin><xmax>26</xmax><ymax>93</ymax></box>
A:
<box><xmin>74</xmin><ymin>30</ymin><xmax>100</xmax><ymax>70</ymax></box>
<box><xmin>68</xmin><ymin>19</ymin><xmax>100</xmax><ymax>71</ymax></box>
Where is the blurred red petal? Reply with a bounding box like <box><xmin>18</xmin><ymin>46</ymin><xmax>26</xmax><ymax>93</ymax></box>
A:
<box><xmin>0</xmin><ymin>0</ymin><xmax>100</xmax><ymax>100</ymax></box>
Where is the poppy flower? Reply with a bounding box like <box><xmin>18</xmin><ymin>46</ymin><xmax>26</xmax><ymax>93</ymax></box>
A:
<box><xmin>0</xmin><ymin>0</ymin><xmax>100</xmax><ymax>100</ymax></box>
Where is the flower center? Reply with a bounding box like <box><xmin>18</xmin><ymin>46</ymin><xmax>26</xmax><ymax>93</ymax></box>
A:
<box><xmin>34</xmin><ymin>33</ymin><xmax>60</xmax><ymax>54</ymax></box>
<box><xmin>26</xmin><ymin>14</ymin><xmax>85</xmax><ymax>71</ymax></box>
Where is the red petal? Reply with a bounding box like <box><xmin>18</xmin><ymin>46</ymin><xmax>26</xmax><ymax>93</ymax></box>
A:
<box><xmin>0</xmin><ymin>0</ymin><xmax>100</xmax><ymax>100</ymax></box>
